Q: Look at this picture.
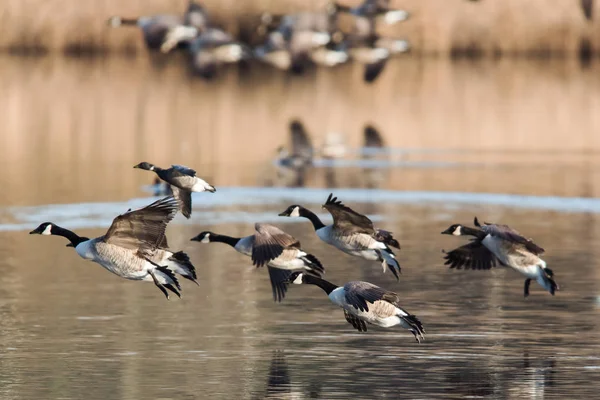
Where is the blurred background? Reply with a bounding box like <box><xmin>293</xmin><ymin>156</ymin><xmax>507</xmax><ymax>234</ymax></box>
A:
<box><xmin>1</xmin><ymin>0</ymin><xmax>600</xmax><ymax>399</ymax></box>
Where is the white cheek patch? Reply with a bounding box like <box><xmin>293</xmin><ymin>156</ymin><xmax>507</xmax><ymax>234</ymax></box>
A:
<box><xmin>149</xmin><ymin>166</ymin><xmax>155</xmax><ymax>171</ymax></box>
<box><xmin>41</xmin><ymin>225</ymin><xmax>53</xmax><ymax>235</ymax></box>
<box><xmin>201</xmin><ymin>234</ymin><xmax>210</xmax><ymax>243</ymax></box>
<box><xmin>292</xmin><ymin>274</ymin><xmax>304</xmax><ymax>284</ymax></box>
<box><xmin>290</xmin><ymin>207</ymin><xmax>300</xmax><ymax>217</ymax></box>
<box><xmin>452</xmin><ymin>226</ymin><xmax>462</xmax><ymax>236</ymax></box>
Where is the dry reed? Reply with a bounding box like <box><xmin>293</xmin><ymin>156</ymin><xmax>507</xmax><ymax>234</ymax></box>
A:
<box><xmin>0</xmin><ymin>0</ymin><xmax>598</xmax><ymax>56</ymax></box>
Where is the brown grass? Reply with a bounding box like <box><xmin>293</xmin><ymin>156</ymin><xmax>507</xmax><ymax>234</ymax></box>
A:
<box><xmin>0</xmin><ymin>0</ymin><xmax>599</xmax><ymax>55</ymax></box>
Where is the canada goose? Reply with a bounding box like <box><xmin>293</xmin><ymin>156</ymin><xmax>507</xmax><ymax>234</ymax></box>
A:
<box><xmin>255</xmin><ymin>5</ymin><xmax>342</xmax><ymax>74</ymax></box>
<box><xmin>133</xmin><ymin>162</ymin><xmax>215</xmax><ymax>219</ymax></box>
<box><xmin>441</xmin><ymin>217</ymin><xmax>559</xmax><ymax>297</ymax></box>
<box><xmin>276</xmin><ymin>120</ymin><xmax>314</xmax><ymax>170</ymax></box>
<box><xmin>278</xmin><ymin>193</ymin><xmax>401</xmax><ymax>279</ymax></box>
<box><xmin>158</xmin><ymin>1</ymin><xmax>212</xmax><ymax>53</ymax></box>
<box><xmin>29</xmin><ymin>197</ymin><xmax>197</xmax><ymax>299</ymax></box>
<box><xmin>287</xmin><ymin>272</ymin><xmax>424</xmax><ymax>341</ymax></box>
<box><xmin>106</xmin><ymin>14</ymin><xmax>185</xmax><ymax>51</ymax></box>
<box><xmin>186</xmin><ymin>28</ymin><xmax>252</xmax><ymax>79</ymax></box>
<box><xmin>190</xmin><ymin>223</ymin><xmax>324</xmax><ymax>302</ymax></box>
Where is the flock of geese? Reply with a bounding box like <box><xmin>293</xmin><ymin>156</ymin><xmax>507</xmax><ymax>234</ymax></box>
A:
<box><xmin>29</xmin><ymin>162</ymin><xmax>559</xmax><ymax>344</ymax></box>
<box><xmin>106</xmin><ymin>0</ymin><xmax>411</xmax><ymax>82</ymax></box>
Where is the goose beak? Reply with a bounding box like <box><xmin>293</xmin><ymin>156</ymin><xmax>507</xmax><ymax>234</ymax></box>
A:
<box><xmin>29</xmin><ymin>229</ymin><xmax>39</xmax><ymax>234</ymax></box>
<box><xmin>277</xmin><ymin>211</ymin><xmax>288</xmax><ymax>216</ymax></box>
<box><xmin>441</xmin><ymin>228</ymin><xmax>452</xmax><ymax>235</ymax></box>
<box><xmin>66</xmin><ymin>243</ymin><xmax>75</xmax><ymax>247</ymax></box>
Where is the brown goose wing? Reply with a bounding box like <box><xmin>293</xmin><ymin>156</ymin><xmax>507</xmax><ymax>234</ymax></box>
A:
<box><xmin>343</xmin><ymin>281</ymin><xmax>392</xmax><ymax>312</ymax></box>
<box><xmin>322</xmin><ymin>193</ymin><xmax>375</xmax><ymax>236</ymax></box>
<box><xmin>103</xmin><ymin>196</ymin><xmax>178</xmax><ymax>251</ymax></box>
<box><xmin>252</xmin><ymin>223</ymin><xmax>300</xmax><ymax>267</ymax></box>
<box><xmin>481</xmin><ymin>223</ymin><xmax>545</xmax><ymax>255</ymax></box>
<box><xmin>170</xmin><ymin>186</ymin><xmax>192</xmax><ymax>219</ymax></box>
<box><xmin>443</xmin><ymin>240</ymin><xmax>498</xmax><ymax>270</ymax></box>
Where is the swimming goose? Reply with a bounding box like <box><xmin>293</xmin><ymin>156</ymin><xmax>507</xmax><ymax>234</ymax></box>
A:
<box><xmin>287</xmin><ymin>272</ymin><xmax>424</xmax><ymax>341</ymax></box>
<box><xmin>343</xmin><ymin>0</ymin><xmax>410</xmax><ymax>25</ymax></box>
<box><xmin>441</xmin><ymin>217</ymin><xmax>559</xmax><ymax>297</ymax></box>
<box><xmin>278</xmin><ymin>193</ymin><xmax>401</xmax><ymax>279</ymax></box>
<box><xmin>190</xmin><ymin>223</ymin><xmax>324</xmax><ymax>302</ymax></box>
<box><xmin>29</xmin><ymin>197</ymin><xmax>197</xmax><ymax>299</ymax></box>
<box><xmin>134</xmin><ymin>162</ymin><xmax>215</xmax><ymax>219</ymax></box>
<box><xmin>106</xmin><ymin>14</ymin><xmax>185</xmax><ymax>51</ymax></box>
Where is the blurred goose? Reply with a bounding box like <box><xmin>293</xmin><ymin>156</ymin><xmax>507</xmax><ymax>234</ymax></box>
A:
<box><xmin>134</xmin><ymin>162</ymin><xmax>215</xmax><ymax>219</ymax></box>
<box><xmin>29</xmin><ymin>197</ymin><xmax>195</xmax><ymax>299</ymax></box>
<box><xmin>276</xmin><ymin>120</ymin><xmax>314</xmax><ymax>169</ymax></box>
<box><xmin>107</xmin><ymin>14</ymin><xmax>185</xmax><ymax>51</ymax></box>
<box><xmin>278</xmin><ymin>193</ymin><xmax>401</xmax><ymax>279</ymax></box>
<box><xmin>288</xmin><ymin>272</ymin><xmax>424</xmax><ymax>341</ymax></box>
<box><xmin>441</xmin><ymin>217</ymin><xmax>559</xmax><ymax>297</ymax></box>
<box><xmin>190</xmin><ymin>223</ymin><xmax>324</xmax><ymax>302</ymax></box>
<box><xmin>186</xmin><ymin>28</ymin><xmax>252</xmax><ymax>79</ymax></box>
<box><xmin>158</xmin><ymin>1</ymin><xmax>212</xmax><ymax>52</ymax></box>
<box><xmin>255</xmin><ymin>5</ymin><xmax>342</xmax><ymax>74</ymax></box>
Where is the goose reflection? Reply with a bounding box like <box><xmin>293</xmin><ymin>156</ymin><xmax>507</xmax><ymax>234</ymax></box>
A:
<box><xmin>262</xmin><ymin>350</ymin><xmax>321</xmax><ymax>399</ymax></box>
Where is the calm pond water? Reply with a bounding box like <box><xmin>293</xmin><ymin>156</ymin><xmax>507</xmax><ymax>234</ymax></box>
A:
<box><xmin>1</xmin><ymin>55</ymin><xmax>600</xmax><ymax>399</ymax></box>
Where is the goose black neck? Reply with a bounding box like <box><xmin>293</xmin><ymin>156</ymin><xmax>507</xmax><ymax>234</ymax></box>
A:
<box><xmin>210</xmin><ymin>234</ymin><xmax>240</xmax><ymax>248</ymax></box>
<box><xmin>304</xmin><ymin>275</ymin><xmax>338</xmax><ymax>295</ymax></box>
<box><xmin>299</xmin><ymin>207</ymin><xmax>326</xmax><ymax>230</ymax></box>
<box><xmin>52</xmin><ymin>225</ymin><xmax>88</xmax><ymax>247</ymax></box>
<box><xmin>462</xmin><ymin>226</ymin><xmax>485</xmax><ymax>238</ymax></box>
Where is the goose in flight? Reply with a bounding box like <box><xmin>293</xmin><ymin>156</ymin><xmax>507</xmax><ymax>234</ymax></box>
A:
<box><xmin>278</xmin><ymin>193</ymin><xmax>401</xmax><ymax>279</ymax></box>
<box><xmin>441</xmin><ymin>217</ymin><xmax>559</xmax><ymax>297</ymax></box>
<box><xmin>134</xmin><ymin>162</ymin><xmax>215</xmax><ymax>219</ymax></box>
<box><xmin>30</xmin><ymin>197</ymin><xmax>196</xmax><ymax>299</ymax></box>
<box><xmin>288</xmin><ymin>272</ymin><xmax>424</xmax><ymax>342</ymax></box>
<box><xmin>191</xmin><ymin>223</ymin><xmax>324</xmax><ymax>302</ymax></box>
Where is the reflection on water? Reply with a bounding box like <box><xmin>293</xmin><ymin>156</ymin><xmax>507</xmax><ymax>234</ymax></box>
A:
<box><xmin>1</xmin><ymin>55</ymin><xmax>600</xmax><ymax>398</ymax></box>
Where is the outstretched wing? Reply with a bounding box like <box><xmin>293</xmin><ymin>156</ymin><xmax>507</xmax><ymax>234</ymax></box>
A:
<box><xmin>443</xmin><ymin>240</ymin><xmax>498</xmax><ymax>270</ymax></box>
<box><xmin>171</xmin><ymin>186</ymin><xmax>192</xmax><ymax>219</ymax></box>
<box><xmin>252</xmin><ymin>223</ymin><xmax>300</xmax><ymax>267</ymax></box>
<box><xmin>103</xmin><ymin>196</ymin><xmax>178</xmax><ymax>252</ymax></box>
<box><xmin>480</xmin><ymin>223</ymin><xmax>545</xmax><ymax>255</ymax></box>
<box><xmin>343</xmin><ymin>281</ymin><xmax>393</xmax><ymax>312</ymax></box>
<box><xmin>322</xmin><ymin>193</ymin><xmax>375</xmax><ymax>236</ymax></box>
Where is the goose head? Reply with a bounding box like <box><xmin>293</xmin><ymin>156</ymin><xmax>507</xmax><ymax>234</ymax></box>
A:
<box><xmin>441</xmin><ymin>224</ymin><xmax>465</xmax><ymax>236</ymax></box>
<box><xmin>278</xmin><ymin>205</ymin><xmax>302</xmax><ymax>218</ymax></box>
<box><xmin>29</xmin><ymin>222</ymin><xmax>55</xmax><ymax>236</ymax></box>
<box><xmin>133</xmin><ymin>161</ymin><xmax>155</xmax><ymax>171</ymax></box>
<box><xmin>190</xmin><ymin>231</ymin><xmax>213</xmax><ymax>243</ymax></box>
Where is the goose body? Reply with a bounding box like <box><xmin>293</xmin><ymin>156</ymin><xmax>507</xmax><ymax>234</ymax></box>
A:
<box><xmin>134</xmin><ymin>162</ymin><xmax>215</xmax><ymax>219</ymax></box>
<box><xmin>30</xmin><ymin>197</ymin><xmax>197</xmax><ymax>299</ymax></box>
<box><xmin>288</xmin><ymin>272</ymin><xmax>424</xmax><ymax>342</ymax></box>
<box><xmin>279</xmin><ymin>193</ymin><xmax>401</xmax><ymax>279</ymax></box>
<box><xmin>191</xmin><ymin>223</ymin><xmax>324</xmax><ymax>302</ymax></box>
<box><xmin>441</xmin><ymin>217</ymin><xmax>559</xmax><ymax>297</ymax></box>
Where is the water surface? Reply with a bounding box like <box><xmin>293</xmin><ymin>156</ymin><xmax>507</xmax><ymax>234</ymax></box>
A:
<box><xmin>1</xmin><ymin>56</ymin><xmax>600</xmax><ymax>399</ymax></box>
